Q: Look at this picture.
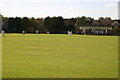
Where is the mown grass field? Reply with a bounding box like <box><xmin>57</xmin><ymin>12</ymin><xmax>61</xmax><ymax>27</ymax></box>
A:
<box><xmin>2</xmin><ymin>34</ymin><xmax>118</xmax><ymax>78</ymax></box>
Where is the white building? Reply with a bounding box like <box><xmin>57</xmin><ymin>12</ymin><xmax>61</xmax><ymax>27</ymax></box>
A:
<box><xmin>118</xmin><ymin>1</ymin><xmax>120</xmax><ymax>19</ymax></box>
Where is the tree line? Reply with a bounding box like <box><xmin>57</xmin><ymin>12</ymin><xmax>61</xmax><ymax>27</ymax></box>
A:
<box><xmin>2</xmin><ymin>16</ymin><xmax>112</xmax><ymax>33</ymax></box>
<box><xmin>3</xmin><ymin>17</ymin><xmax>41</xmax><ymax>33</ymax></box>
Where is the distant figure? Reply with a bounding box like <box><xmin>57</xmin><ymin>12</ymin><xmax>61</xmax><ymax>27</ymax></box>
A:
<box><xmin>68</xmin><ymin>31</ymin><xmax>70</xmax><ymax>36</ymax></box>
<box><xmin>47</xmin><ymin>32</ymin><xmax>49</xmax><ymax>34</ymax></box>
<box><xmin>36</xmin><ymin>30</ymin><xmax>39</xmax><ymax>34</ymax></box>
<box><xmin>23</xmin><ymin>30</ymin><xmax>25</xmax><ymax>35</ymax></box>
<box><xmin>2</xmin><ymin>30</ymin><xmax>5</xmax><ymax>37</ymax></box>
<box><xmin>70</xmin><ymin>31</ymin><xmax>72</xmax><ymax>36</ymax></box>
<box><xmin>68</xmin><ymin>31</ymin><xmax>72</xmax><ymax>36</ymax></box>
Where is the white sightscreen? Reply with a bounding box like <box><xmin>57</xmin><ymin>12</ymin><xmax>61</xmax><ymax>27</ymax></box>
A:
<box><xmin>119</xmin><ymin>1</ymin><xmax>120</xmax><ymax>19</ymax></box>
<box><xmin>0</xmin><ymin>14</ymin><xmax>2</xmax><ymax>79</ymax></box>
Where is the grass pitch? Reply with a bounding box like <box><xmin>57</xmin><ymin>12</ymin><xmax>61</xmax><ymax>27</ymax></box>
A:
<box><xmin>2</xmin><ymin>34</ymin><xmax>118</xmax><ymax>78</ymax></box>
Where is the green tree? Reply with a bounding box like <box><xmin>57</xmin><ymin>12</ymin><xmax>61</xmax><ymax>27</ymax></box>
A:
<box><xmin>14</xmin><ymin>17</ymin><xmax>22</xmax><ymax>32</ymax></box>
<box><xmin>66</xmin><ymin>24</ymin><xmax>75</xmax><ymax>31</ymax></box>
<box><xmin>75</xmin><ymin>16</ymin><xmax>94</xmax><ymax>33</ymax></box>
<box><xmin>44</xmin><ymin>16</ymin><xmax>51</xmax><ymax>32</ymax></box>
<box><xmin>105</xmin><ymin>17</ymin><xmax>111</xmax><ymax>20</ymax></box>
<box><xmin>2</xmin><ymin>17</ymin><xmax>8</xmax><ymax>32</ymax></box>
<box><xmin>85</xmin><ymin>17</ymin><xmax>94</xmax><ymax>26</ymax></box>
<box><xmin>29</xmin><ymin>17</ymin><xmax>39</xmax><ymax>32</ymax></box>
<box><xmin>99</xmin><ymin>17</ymin><xmax>104</xmax><ymax>20</ymax></box>
<box><xmin>22</xmin><ymin>17</ymin><xmax>30</xmax><ymax>32</ymax></box>
<box><xmin>111</xmin><ymin>21</ymin><xmax>120</xmax><ymax>34</ymax></box>
<box><xmin>55</xmin><ymin>16</ymin><xmax>65</xmax><ymax>32</ymax></box>
<box><xmin>44</xmin><ymin>16</ymin><xmax>65</xmax><ymax>33</ymax></box>
<box><xmin>75</xmin><ymin>17</ymin><xmax>81</xmax><ymax>33</ymax></box>
<box><xmin>8</xmin><ymin>17</ymin><xmax>17</xmax><ymax>32</ymax></box>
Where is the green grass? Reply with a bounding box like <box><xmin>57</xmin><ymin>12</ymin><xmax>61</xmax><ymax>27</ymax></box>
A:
<box><xmin>2</xmin><ymin>34</ymin><xmax>118</xmax><ymax>78</ymax></box>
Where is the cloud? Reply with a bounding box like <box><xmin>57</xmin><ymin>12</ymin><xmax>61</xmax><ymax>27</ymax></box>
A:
<box><xmin>105</xmin><ymin>3</ymin><xmax>117</xmax><ymax>7</ymax></box>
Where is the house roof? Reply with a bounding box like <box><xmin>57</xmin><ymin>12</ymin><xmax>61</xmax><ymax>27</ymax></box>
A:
<box><xmin>64</xmin><ymin>18</ymin><xmax>76</xmax><ymax>25</ymax></box>
<box><xmin>92</xmin><ymin>20</ymin><xmax>115</xmax><ymax>26</ymax></box>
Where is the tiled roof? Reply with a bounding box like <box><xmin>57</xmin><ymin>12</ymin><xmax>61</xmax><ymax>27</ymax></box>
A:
<box><xmin>64</xmin><ymin>18</ymin><xmax>76</xmax><ymax>25</ymax></box>
<box><xmin>92</xmin><ymin>20</ymin><xmax>115</xmax><ymax>26</ymax></box>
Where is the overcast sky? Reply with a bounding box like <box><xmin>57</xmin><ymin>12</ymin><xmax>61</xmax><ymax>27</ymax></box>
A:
<box><xmin>0</xmin><ymin>0</ymin><xmax>119</xmax><ymax>19</ymax></box>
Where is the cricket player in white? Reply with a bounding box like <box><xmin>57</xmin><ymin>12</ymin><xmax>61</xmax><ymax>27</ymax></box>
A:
<box><xmin>68</xmin><ymin>31</ymin><xmax>70</xmax><ymax>36</ymax></box>
<box><xmin>70</xmin><ymin>31</ymin><xmax>72</xmax><ymax>36</ymax></box>
<box><xmin>2</xmin><ymin>30</ymin><xmax>4</xmax><ymax>37</ymax></box>
<box><xmin>36</xmin><ymin>30</ymin><xmax>38</xmax><ymax>34</ymax></box>
<box><xmin>68</xmin><ymin>31</ymin><xmax>72</xmax><ymax>36</ymax></box>
<box><xmin>23</xmin><ymin>30</ymin><xmax>25</xmax><ymax>35</ymax></box>
<box><xmin>47</xmin><ymin>32</ymin><xmax>49</xmax><ymax>34</ymax></box>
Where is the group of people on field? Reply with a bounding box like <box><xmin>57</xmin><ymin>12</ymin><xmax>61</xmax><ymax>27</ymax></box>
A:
<box><xmin>1</xmin><ymin>30</ymin><xmax>73</xmax><ymax>37</ymax></box>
